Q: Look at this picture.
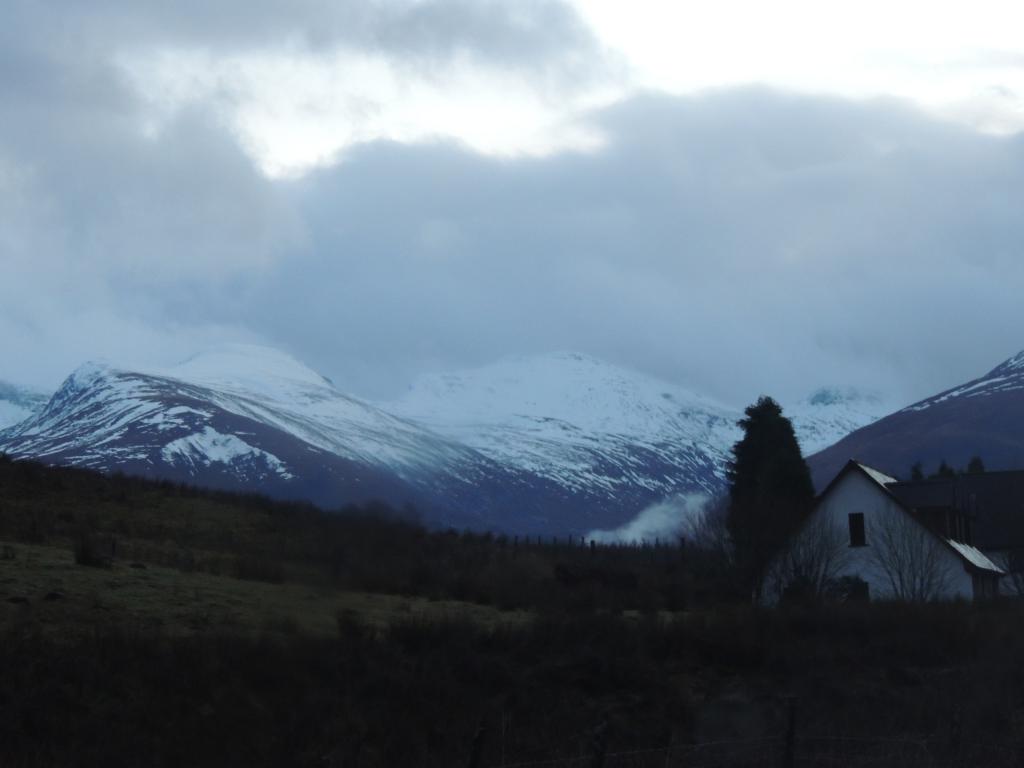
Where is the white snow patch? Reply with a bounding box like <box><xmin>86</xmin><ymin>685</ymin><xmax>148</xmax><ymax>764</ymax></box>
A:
<box><xmin>161</xmin><ymin>427</ymin><xmax>292</xmax><ymax>479</ymax></box>
<box><xmin>392</xmin><ymin>351</ymin><xmax>736</xmax><ymax>441</ymax></box>
<box><xmin>858</xmin><ymin>463</ymin><xmax>898</xmax><ymax>487</ymax></box>
<box><xmin>157</xmin><ymin>344</ymin><xmax>334</xmax><ymax>400</ymax></box>
<box><xmin>789</xmin><ymin>387</ymin><xmax>893</xmax><ymax>454</ymax></box>
<box><xmin>142</xmin><ymin>406</ymin><xmax>213</xmax><ymax>431</ymax></box>
<box><xmin>947</xmin><ymin>540</ymin><xmax>1004</xmax><ymax>574</ymax></box>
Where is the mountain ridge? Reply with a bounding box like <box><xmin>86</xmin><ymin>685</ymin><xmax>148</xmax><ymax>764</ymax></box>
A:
<box><xmin>0</xmin><ymin>380</ymin><xmax>49</xmax><ymax>431</ymax></box>
<box><xmin>1</xmin><ymin>345</ymin><xmax>891</xmax><ymax>534</ymax></box>
<box><xmin>807</xmin><ymin>347</ymin><xmax>1024</xmax><ymax>488</ymax></box>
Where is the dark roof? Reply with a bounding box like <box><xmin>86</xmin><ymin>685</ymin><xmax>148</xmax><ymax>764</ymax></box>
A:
<box><xmin>887</xmin><ymin>470</ymin><xmax>1024</xmax><ymax>550</ymax></box>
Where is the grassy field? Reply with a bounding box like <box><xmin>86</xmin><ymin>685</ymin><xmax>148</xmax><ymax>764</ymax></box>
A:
<box><xmin>0</xmin><ymin>456</ymin><xmax>712</xmax><ymax>624</ymax></box>
<box><xmin>6</xmin><ymin>459</ymin><xmax>1024</xmax><ymax>766</ymax></box>
<box><xmin>0</xmin><ymin>540</ymin><xmax>530</xmax><ymax>638</ymax></box>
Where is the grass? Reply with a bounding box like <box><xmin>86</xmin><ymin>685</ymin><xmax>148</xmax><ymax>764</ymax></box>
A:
<box><xmin>0</xmin><ymin>540</ymin><xmax>530</xmax><ymax>639</ymax></box>
<box><xmin>6</xmin><ymin>460</ymin><xmax>1024</xmax><ymax>765</ymax></box>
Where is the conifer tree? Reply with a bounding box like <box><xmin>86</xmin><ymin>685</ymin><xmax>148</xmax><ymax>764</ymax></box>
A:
<box><xmin>966</xmin><ymin>456</ymin><xmax>986</xmax><ymax>474</ymax></box>
<box><xmin>726</xmin><ymin>396</ymin><xmax>815</xmax><ymax>597</ymax></box>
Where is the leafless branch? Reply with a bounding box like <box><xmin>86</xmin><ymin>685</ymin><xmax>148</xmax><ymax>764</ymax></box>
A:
<box><xmin>869</xmin><ymin>510</ymin><xmax>954</xmax><ymax>602</ymax></box>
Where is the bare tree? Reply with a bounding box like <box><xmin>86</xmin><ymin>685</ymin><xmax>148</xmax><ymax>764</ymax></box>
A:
<box><xmin>869</xmin><ymin>509</ymin><xmax>955</xmax><ymax>602</ymax></box>
<box><xmin>991</xmin><ymin>549</ymin><xmax>1024</xmax><ymax>597</ymax></box>
<box><xmin>683</xmin><ymin>494</ymin><xmax>733</xmax><ymax>559</ymax></box>
<box><xmin>764</xmin><ymin>512</ymin><xmax>852</xmax><ymax>601</ymax></box>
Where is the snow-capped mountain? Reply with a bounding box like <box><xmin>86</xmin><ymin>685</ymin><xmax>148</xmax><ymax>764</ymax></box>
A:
<box><xmin>0</xmin><ymin>346</ymin><xmax>889</xmax><ymax>534</ymax></box>
<box><xmin>0</xmin><ymin>346</ymin><xmax>549</xmax><ymax>531</ymax></box>
<box><xmin>807</xmin><ymin>349</ymin><xmax>1024</xmax><ymax>489</ymax></box>
<box><xmin>0</xmin><ymin>381</ymin><xmax>49</xmax><ymax>430</ymax></box>
<box><xmin>903</xmin><ymin>351</ymin><xmax>1024</xmax><ymax>412</ymax></box>
<box><xmin>389</xmin><ymin>354</ymin><xmax>891</xmax><ymax>503</ymax></box>
<box><xmin>390</xmin><ymin>352</ymin><xmax>740</xmax><ymax>499</ymax></box>
<box><xmin>788</xmin><ymin>387</ymin><xmax>892</xmax><ymax>455</ymax></box>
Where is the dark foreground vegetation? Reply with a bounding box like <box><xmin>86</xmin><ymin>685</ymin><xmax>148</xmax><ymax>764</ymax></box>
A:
<box><xmin>5</xmin><ymin>604</ymin><xmax>1024</xmax><ymax>766</ymax></box>
<box><xmin>3</xmin><ymin>456</ymin><xmax>1024</xmax><ymax>766</ymax></box>
<box><xmin>0</xmin><ymin>454</ymin><xmax>736</xmax><ymax>614</ymax></box>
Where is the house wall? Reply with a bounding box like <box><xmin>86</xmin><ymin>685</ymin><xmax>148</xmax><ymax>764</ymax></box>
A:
<box><xmin>779</xmin><ymin>469</ymin><xmax>974</xmax><ymax>601</ymax></box>
<box><xmin>985</xmin><ymin>549</ymin><xmax>1023</xmax><ymax>596</ymax></box>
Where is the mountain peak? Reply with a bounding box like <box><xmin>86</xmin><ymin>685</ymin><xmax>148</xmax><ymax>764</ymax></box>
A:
<box><xmin>64</xmin><ymin>361</ymin><xmax>116</xmax><ymax>391</ymax></box>
<box><xmin>986</xmin><ymin>349</ymin><xmax>1024</xmax><ymax>378</ymax></box>
<box><xmin>2</xmin><ymin>347</ymin><xmax>891</xmax><ymax>536</ymax></box>
<box><xmin>166</xmin><ymin>344</ymin><xmax>332</xmax><ymax>389</ymax></box>
<box><xmin>803</xmin><ymin>386</ymin><xmax>884</xmax><ymax>408</ymax></box>
<box><xmin>393</xmin><ymin>351</ymin><xmax>735</xmax><ymax>439</ymax></box>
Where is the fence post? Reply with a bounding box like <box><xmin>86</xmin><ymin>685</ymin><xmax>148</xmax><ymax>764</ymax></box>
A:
<box><xmin>949</xmin><ymin>708</ymin><xmax>963</xmax><ymax>768</ymax></box>
<box><xmin>780</xmin><ymin>696</ymin><xmax>797</xmax><ymax>768</ymax></box>
<box><xmin>589</xmin><ymin>721</ymin><xmax>608</xmax><ymax>768</ymax></box>
<box><xmin>467</xmin><ymin>718</ymin><xmax>485</xmax><ymax>768</ymax></box>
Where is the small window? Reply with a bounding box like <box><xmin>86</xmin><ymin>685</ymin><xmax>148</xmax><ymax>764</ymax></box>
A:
<box><xmin>848</xmin><ymin>512</ymin><xmax>866</xmax><ymax>547</ymax></box>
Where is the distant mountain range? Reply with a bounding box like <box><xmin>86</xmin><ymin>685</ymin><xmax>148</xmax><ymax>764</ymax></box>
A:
<box><xmin>0</xmin><ymin>345</ymin><xmax>890</xmax><ymax>534</ymax></box>
<box><xmin>0</xmin><ymin>381</ymin><xmax>48</xmax><ymax>430</ymax></box>
<box><xmin>808</xmin><ymin>350</ymin><xmax>1024</xmax><ymax>488</ymax></box>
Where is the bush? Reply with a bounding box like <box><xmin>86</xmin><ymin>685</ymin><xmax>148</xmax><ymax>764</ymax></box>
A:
<box><xmin>72</xmin><ymin>530</ymin><xmax>113</xmax><ymax>568</ymax></box>
<box><xmin>234</xmin><ymin>554</ymin><xmax>284</xmax><ymax>584</ymax></box>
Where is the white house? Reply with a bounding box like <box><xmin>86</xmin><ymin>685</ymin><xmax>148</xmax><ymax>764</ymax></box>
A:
<box><xmin>765</xmin><ymin>460</ymin><xmax>1004</xmax><ymax>603</ymax></box>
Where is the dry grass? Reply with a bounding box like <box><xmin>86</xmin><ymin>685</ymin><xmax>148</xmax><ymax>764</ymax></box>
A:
<box><xmin>0</xmin><ymin>540</ymin><xmax>531</xmax><ymax>638</ymax></box>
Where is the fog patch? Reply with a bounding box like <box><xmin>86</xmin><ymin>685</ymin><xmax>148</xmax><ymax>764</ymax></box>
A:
<box><xmin>587</xmin><ymin>493</ymin><xmax>709</xmax><ymax>545</ymax></box>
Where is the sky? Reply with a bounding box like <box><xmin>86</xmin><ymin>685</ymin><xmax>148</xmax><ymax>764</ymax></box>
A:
<box><xmin>3</xmin><ymin>0</ymin><xmax>1024</xmax><ymax>409</ymax></box>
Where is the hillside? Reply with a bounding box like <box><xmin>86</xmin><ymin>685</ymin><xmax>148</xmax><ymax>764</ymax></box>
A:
<box><xmin>0</xmin><ymin>347</ymin><xmax>554</xmax><ymax>533</ymax></box>
<box><xmin>1</xmin><ymin>459</ymin><xmax>1024</xmax><ymax>767</ymax></box>
<box><xmin>1</xmin><ymin>346</ymin><xmax>890</xmax><ymax>535</ymax></box>
<box><xmin>808</xmin><ymin>349</ymin><xmax>1024</xmax><ymax>488</ymax></box>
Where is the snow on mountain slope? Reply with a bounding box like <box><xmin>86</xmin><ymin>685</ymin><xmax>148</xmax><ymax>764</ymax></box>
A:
<box><xmin>160</xmin><ymin>426</ymin><xmax>294</xmax><ymax>480</ymax></box>
<box><xmin>389</xmin><ymin>353</ymin><xmax>889</xmax><ymax>498</ymax></box>
<box><xmin>392</xmin><ymin>353</ymin><xmax>737</xmax><ymax>442</ymax></box>
<box><xmin>902</xmin><ymin>350</ymin><xmax>1024</xmax><ymax>412</ymax></box>
<box><xmin>390</xmin><ymin>352</ymin><xmax>741</xmax><ymax>497</ymax></box>
<box><xmin>789</xmin><ymin>387</ymin><xmax>894</xmax><ymax>455</ymax></box>
<box><xmin>0</xmin><ymin>381</ymin><xmax>49</xmax><ymax>430</ymax></box>
<box><xmin>0</xmin><ymin>347</ymin><xmax>524</xmax><ymax>529</ymax></box>
<box><xmin>1</xmin><ymin>359</ymin><xmax>298</xmax><ymax>474</ymax></box>
<box><xmin>807</xmin><ymin>348</ymin><xmax>1024</xmax><ymax>489</ymax></box>
<box><xmin>0</xmin><ymin>346</ymin><xmax>889</xmax><ymax>534</ymax></box>
<box><xmin>13</xmin><ymin>345</ymin><xmax>484</xmax><ymax>477</ymax></box>
<box><xmin>143</xmin><ymin>345</ymin><xmax>481</xmax><ymax>473</ymax></box>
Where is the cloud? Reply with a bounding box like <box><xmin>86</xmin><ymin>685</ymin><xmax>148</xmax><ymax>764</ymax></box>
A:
<box><xmin>226</xmin><ymin>89</ymin><xmax>1024</xmax><ymax>406</ymax></box>
<box><xmin>13</xmin><ymin>0</ymin><xmax>599</xmax><ymax>67</ymax></box>
<box><xmin>570</xmin><ymin>0</ymin><xmax>1024</xmax><ymax>136</ymax></box>
<box><xmin>3</xmin><ymin>0</ymin><xmax>1024</xmax><ymax>418</ymax></box>
<box><xmin>3</xmin><ymin>1</ymin><xmax>615</xmax><ymax>177</ymax></box>
<box><xmin>587</xmin><ymin>494</ymin><xmax>709</xmax><ymax>544</ymax></box>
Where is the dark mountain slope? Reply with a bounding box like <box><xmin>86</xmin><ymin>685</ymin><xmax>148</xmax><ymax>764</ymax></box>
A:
<box><xmin>808</xmin><ymin>351</ymin><xmax>1024</xmax><ymax>488</ymax></box>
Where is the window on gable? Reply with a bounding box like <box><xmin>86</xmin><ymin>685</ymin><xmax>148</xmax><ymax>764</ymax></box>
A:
<box><xmin>848</xmin><ymin>512</ymin><xmax>866</xmax><ymax>547</ymax></box>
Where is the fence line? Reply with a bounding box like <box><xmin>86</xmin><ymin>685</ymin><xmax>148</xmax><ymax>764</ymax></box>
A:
<box><xmin>487</xmin><ymin>734</ymin><xmax>1020</xmax><ymax>768</ymax></box>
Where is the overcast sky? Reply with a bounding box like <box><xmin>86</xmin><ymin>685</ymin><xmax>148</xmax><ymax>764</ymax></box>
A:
<box><xmin>3</xmin><ymin>0</ymin><xmax>1024</xmax><ymax>408</ymax></box>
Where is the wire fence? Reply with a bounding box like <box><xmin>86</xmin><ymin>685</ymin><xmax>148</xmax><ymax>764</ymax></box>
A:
<box><xmin>486</xmin><ymin>734</ymin><xmax>1021</xmax><ymax>768</ymax></box>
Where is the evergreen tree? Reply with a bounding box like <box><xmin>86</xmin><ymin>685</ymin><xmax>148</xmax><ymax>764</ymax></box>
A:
<box><xmin>932</xmin><ymin>460</ymin><xmax>956</xmax><ymax>479</ymax></box>
<box><xmin>909</xmin><ymin>462</ymin><xmax>924</xmax><ymax>481</ymax></box>
<box><xmin>966</xmin><ymin>456</ymin><xmax>986</xmax><ymax>474</ymax></box>
<box><xmin>725</xmin><ymin>396</ymin><xmax>815</xmax><ymax>597</ymax></box>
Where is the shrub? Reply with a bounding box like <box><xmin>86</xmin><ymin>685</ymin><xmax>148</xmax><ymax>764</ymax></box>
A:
<box><xmin>73</xmin><ymin>530</ymin><xmax>113</xmax><ymax>568</ymax></box>
<box><xmin>234</xmin><ymin>554</ymin><xmax>284</xmax><ymax>584</ymax></box>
